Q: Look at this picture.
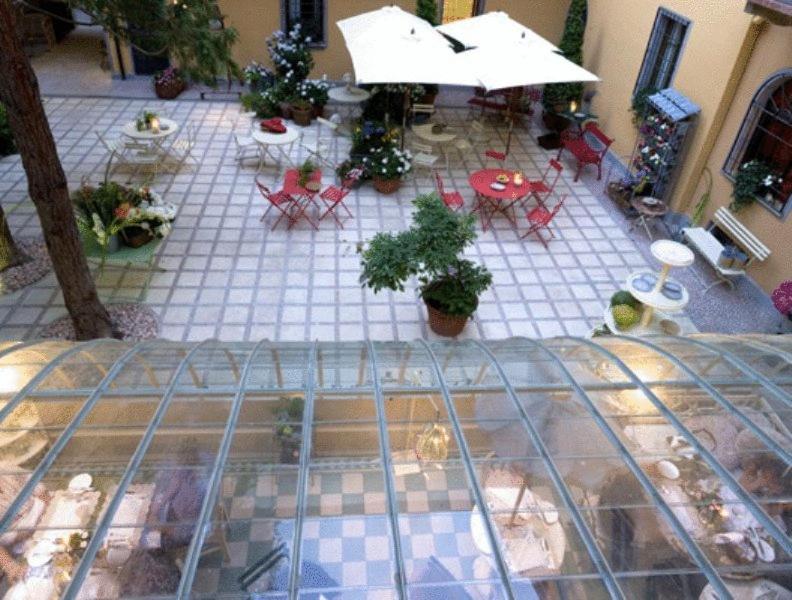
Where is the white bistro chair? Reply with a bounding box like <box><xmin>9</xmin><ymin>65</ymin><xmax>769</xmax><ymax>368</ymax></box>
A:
<box><xmin>233</xmin><ymin>132</ymin><xmax>260</xmax><ymax>166</ymax></box>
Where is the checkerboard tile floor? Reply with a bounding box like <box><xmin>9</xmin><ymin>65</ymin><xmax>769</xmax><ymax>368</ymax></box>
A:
<box><xmin>0</xmin><ymin>96</ymin><xmax>694</xmax><ymax>341</ymax></box>
<box><xmin>195</xmin><ymin>464</ymin><xmax>496</xmax><ymax>597</ymax></box>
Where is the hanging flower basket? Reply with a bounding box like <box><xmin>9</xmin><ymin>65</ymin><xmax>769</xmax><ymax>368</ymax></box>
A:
<box><xmin>373</xmin><ymin>177</ymin><xmax>401</xmax><ymax>195</ymax></box>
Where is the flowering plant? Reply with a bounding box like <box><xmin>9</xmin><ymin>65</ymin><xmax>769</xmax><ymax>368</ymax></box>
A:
<box><xmin>153</xmin><ymin>67</ymin><xmax>183</xmax><ymax>87</ymax></box>
<box><xmin>296</xmin><ymin>79</ymin><xmax>330</xmax><ymax>107</ymax></box>
<box><xmin>266</xmin><ymin>24</ymin><xmax>314</xmax><ymax>84</ymax></box>
<box><xmin>244</xmin><ymin>61</ymin><xmax>274</xmax><ymax>90</ymax></box>
<box><xmin>72</xmin><ymin>183</ymin><xmax>176</xmax><ymax>248</ymax></box>
<box><xmin>731</xmin><ymin>159</ymin><xmax>782</xmax><ymax>213</ymax></box>
<box><xmin>362</xmin><ymin>146</ymin><xmax>412</xmax><ymax>181</ymax></box>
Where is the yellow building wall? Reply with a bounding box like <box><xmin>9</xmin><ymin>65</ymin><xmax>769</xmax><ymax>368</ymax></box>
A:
<box><xmin>583</xmin><ymin>0</ymin><xmax>752</xmax><ymax>191</ymax></box>
<box><xmin>693</xmin><ymin>23</ymin><xmax>792</xmax><ymax>293</ymax></box>
<box><xmin>483</xmin><ymin>0</ymin><xmax>571</xmax><ymax>45</ymax></box>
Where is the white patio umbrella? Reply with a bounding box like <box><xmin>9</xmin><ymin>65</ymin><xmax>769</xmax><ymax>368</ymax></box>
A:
<box><xmin>437</xmin><ymin>11</ymin><xmax>559</xmax><ymax>54</ymax></box>
<box><xmin>336</xmin><ymin>6</ymin><xmax>478</xmax><ymax>87</ymax></box>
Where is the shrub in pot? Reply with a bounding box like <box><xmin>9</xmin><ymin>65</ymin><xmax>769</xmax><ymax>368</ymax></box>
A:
<box><xmin>359</xmin><ymin>194</ymin><xmax>492</xmax><ymax>337</ymax></box>
<box><xmin>297</xmin><ymin>79</ymin><xmax>330</xmax><ymax>118</ymax></box>
<box><xmin>243</xmin><ymin>61</ymin><xmax>274</xmax><ymax>93</ymax></box>
<box><xmin>290</xmin><ymin>97</ymin><xmax>313</xmax><ymax>126</ymax></box>
<box><xmin>362</xmin><ymin>145</ymin><xmax>412</xmax><ymax>194</ymax></box>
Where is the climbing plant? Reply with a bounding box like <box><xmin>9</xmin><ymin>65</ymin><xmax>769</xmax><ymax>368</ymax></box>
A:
<box><xmin>542</xmin><ymin>0</ymin><xmax>588</xmax><ymax>112</ymax></box>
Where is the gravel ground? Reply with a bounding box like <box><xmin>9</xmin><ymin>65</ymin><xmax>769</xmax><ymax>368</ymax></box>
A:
<box><xmin>0</xmin><ymin>237</ymin><xmax>52</xmax><ymax>296</ymax></box>
<box><xmin>40</xmin><ymin>303</ymin><xmax>160</xmax><ymax>341</ymax></box>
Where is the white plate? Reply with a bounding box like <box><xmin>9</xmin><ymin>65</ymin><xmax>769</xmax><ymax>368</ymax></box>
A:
<box><xmin>642</xmin><ymin>197</ymin><xmax>660</xmax><ymax>206</ymax></box>
<box><xmin>490</xmin><ymin>182</ymin><xmax>506</xmax><ymax>191</ymax></box>
<box><xmin>68</xmin><ymin>473</ymin><xmax>92</xmax><ymax>492</ymax></box>
<box><xmin>27</xmin><ymin>540</ymin><xmax>57</xmax><ymax>567</ymax></box>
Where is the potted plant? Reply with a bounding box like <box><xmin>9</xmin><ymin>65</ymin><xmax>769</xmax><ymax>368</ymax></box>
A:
<box><xmin>296</xmin><ymin>159</ymin><xmax>317</xmax><ymax>188</ymax></box>
<box><xmin>541</xmin><ymin>0</ymin><xmax>587</xmax><ymax>133</ymax></box>
<box><xmin>297</xmin><ymin>79</ymin><xmax>330</xmax><ymax>118</ymax></box>
<box><xmin>362</xmin><ymin>146</ymin><xmax>412</xmax><ymax>194</ymax></box>
<box><xmin>153</xmin><ymin>67</ymin><xmax>186</xmax><ymax>100</ymax></box>
<box><xmin>72</xmin><ymin>183</ymin><xmax>176</xmax><ymax>252</ymax></box>
<box><xmin>731</xmin><ymin>159</ymin><xmax>782</xmax><ymax>213</ymax></box>
<box><xmin>336</xmin><ymin>159</ymin><xmax>365</xmax><ymax>189</ymax></box>
<box><xmin>359</xmin><ymin>194</ymin><xmax>493</xmax><ymax>337</ymax></box>
<box><xmin>273</xmin><ymin>396</ymin><xmax>304</xmax><ymax>464</ymax></box>
<box><xmin>290</xmin><ymin>97</ymin><xmax>313</xmax><ymax>126</ymax></box>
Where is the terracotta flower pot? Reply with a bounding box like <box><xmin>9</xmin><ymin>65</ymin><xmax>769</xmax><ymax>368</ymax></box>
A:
<box><xmin>425</xmin><ymin>300</ymin><xmax>473</xmax><ymax>337</ymax></box>
<box><xmin>154</xmin><ymin>79</ymin><xmax>185</xmax><ymax>100</ymax></box>
<box><xmin>291</xmin><ymin>105</ymin><xmax>312</xmax><ymax>126</ymax></box>
<box><xmin>373</xmin><ymin>177</ymin><xmax>401</xmax><ymax>195</ymax></box>
<box><xmin>312</xmin><ymin>105</ymin><xmax>325</xmax><ymax>119</ymax></box>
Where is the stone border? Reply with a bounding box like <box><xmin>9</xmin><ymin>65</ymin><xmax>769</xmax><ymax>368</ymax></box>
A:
<box><xmin>40</xmin><ymin>303</ymin><xmax>160</xmax><ymax>341</ymax></box>
<box><xmin>0</xmin><ymin>237</ymin><xmax>52</xmax><ymax>296</ymax></box>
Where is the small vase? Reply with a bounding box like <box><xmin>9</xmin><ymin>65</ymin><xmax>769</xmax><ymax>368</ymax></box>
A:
<box><xmin>373</xmin><ymin>177</ymin><xmax>401</xmax><ymax>194</ymax></box>
<box><xmin>105</xmin><ymin>234</ymin><xmax>120</xmax><ymax>253</ymax></box>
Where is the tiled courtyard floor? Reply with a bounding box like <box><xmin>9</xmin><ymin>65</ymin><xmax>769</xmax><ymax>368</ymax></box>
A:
<box><xmin>0</xmin><ymin>94</ymin><xmax>760</xmax><ymax>342</ymax></box>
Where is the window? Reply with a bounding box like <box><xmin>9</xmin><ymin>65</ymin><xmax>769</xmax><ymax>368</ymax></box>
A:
<box><xmin>441</xmin><ymin>0</ymin><xmax>484</xmax><ymax>24</ymax></box>
<box><xmin>634</xmin><ymin>8</ymin><xmax>690</xmax><ymax>94</ymax></box>
<box><xmin>282</xmin><ymin>0</ymin><xmax>326</xmax><ymax>47</ymax></box>
<box><xmin>725</xmin><ymin>70</ymin><xmax>792</xmax><ymax>218</ymax></box>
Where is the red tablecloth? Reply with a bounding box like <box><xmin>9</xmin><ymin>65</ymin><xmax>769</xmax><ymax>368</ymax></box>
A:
<box><xmin>469</xmin><ymin>169</ymin><xmax>530</xmax><ymax>201</ymax></box>
<box><xmin>283</xmin><ymin>168</ymin><xmax>322</xmax><ymax>196</ymax></box>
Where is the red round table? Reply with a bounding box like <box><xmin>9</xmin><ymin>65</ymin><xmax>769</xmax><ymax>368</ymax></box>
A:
<box><xmin>468</xmin><ymin>169</ymin><xmax>530</xmax><ymax>231</ymax></box>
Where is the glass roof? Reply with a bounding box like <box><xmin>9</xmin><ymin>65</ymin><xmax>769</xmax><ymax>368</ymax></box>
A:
<box><xmin>0</xmin><ymin>335</ymin><xmax>789</xmax><ymax>599</ymax></box>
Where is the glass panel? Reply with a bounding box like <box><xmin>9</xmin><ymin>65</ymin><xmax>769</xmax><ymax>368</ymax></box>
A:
<box><xmin>385</xmin><ymin>393</ymin><xmax>448</xmax><ymax>423</ymax></box>
<box><xmin>393</xmin><ymin>461</ymin><xmax>473</xmax><ymax>514</ymax></box>
<box><xmin>429</xmin><ymin>342</ymin><xmax>500</xmax><ymax>389</ymax></box>
<box><xmin>373</xmin><ymin>342</ymin><xmax>436</xmax><ymax>389</ymax></box>
<box><xmin>315</xmin><ymin>342</ymin><xmax>371</xmax><ymax>390</ymax></box>
<box><xmin>246</xmin><ymin>344</ymin><xmax>312</xmax><ymax>390</ymax></box>
<box><xmin>312</xmin><ymin>422</ymin><xmax>381</xmax><ymax>462</ymax></box>
<box><xmin>305</xmin><ymin>465</ymin><xmax>387</xmax><ymax>517</ymax></box>
<box><xmin>299</xmin><ymin>516</ymin><xmax>396</xmax><ymax>590</ymax></box>
<box><xmin>617</xmin><ymin>572</ymin><xmax>706</xmax><ymax>599</ymax></box>
<box><xmin>409</xmin><ymin>581</ymin><xmax>507</xmax><ymax>599</ymax></box>
<box><xmin>451</xmin><ymin>390</ymin><xmax>520</xmax><ymax>422</ymax></box>
<box><xmin>484</xmin><ymin>339</ymin><xmax>573</xmax><ymax>387</ymax></box>
<box><xmin>314</xmin><ymin>393</ymin><xmax>377</xmax><ymax>422</ymax></box>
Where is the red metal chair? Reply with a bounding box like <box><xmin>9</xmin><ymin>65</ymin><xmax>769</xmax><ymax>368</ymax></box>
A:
<box><xmin>557</xmin><ymin>123</ymin><xmax>613</xmax><ymax>182</ymax></box>
<box><xmin>527</xmin><ymin>159</ymin><xmax>564</xmax><ymax>208</ymax></box>
<box><xmin>255</xmin><ymin>175</ymin><xmax>295</xmax><ymax>230</ymax></box>
<box><xmin>521</xmin><ymin>195</ymin><xmax>566</xmax><ymax>248</ymax></box>
<box><xmin>485</xmin><ymin>149</ymin><xmax>507</xmax><ymax>169</ymax></box>
<box><xmin>434</xmin><ymin>171</ymin><xmax>464</xmax><ymax>211</ymax></box>
<box><xmin>318</xmin><ymin>167</ymin><xmax>363</xmax><ymax>228</ymax></box>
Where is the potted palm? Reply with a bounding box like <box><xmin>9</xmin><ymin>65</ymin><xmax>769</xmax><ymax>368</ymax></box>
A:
<box><xmin>363</xmin><ymin>145</ymin><xmax>412</xmax><ymax>194</ymax></box>
<box><xmin>359</xmin><ymin>194</ymin><xmax>492</xmax><ymax>337</ymax></box>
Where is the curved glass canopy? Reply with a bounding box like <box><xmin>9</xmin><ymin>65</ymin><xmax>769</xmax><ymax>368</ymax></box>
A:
<box><xmin>0</xmin><ymin>335</ymin><xmax>789</xmax><ymax>599</ymax></box>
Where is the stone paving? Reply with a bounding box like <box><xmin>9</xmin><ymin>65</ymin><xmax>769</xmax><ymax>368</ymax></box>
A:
<box><xmin>1</xmin><ymin>95</ymin><xmax>700</xmax><ymax>342</ymax></box>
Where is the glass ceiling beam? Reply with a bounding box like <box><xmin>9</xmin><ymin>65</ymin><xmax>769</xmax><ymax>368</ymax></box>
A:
<box><xmin>685</xmin><ymin>336</ymin><xmax>792</xmax><ymax>409</ymax></box>
<box><xmin>569</xmin><ymin>337</ymin><xmax>792</xmax><ymax>556</ymax></box>
<box><xmin>288</xmin><ymin>342</ymin><xmax>318</xmax><ymax>600</ymax></box>
<box><xmin>0</xmin><ymin>341</ymin><xmax>151</xmax><ymax>536</ymax></box>
<box><xmin>62</xmin><ymin>340</ymin><xmax>215</xmax><ymax>600</ymax></box>
<box><xmin>418</xmin><ymin>340</ymin><xmax>517</xmax><ymax>600</ymax></box>
<box><xmin>616</xmin><ymin>336</ymin><xmax>791</xmax><ymax>466</ymax></box>
<box><xmin>0</xmin><ymin>339</ymin><xmax>108</xmax><ymax>425</ymax></box>
<box><xmin>737</xmin><ymin>337</ymin><xmax>792</xmax><ymax>365</ymax></box>
<box><xmin>529</xmin><ymin>338</ymin><xmax>733</xmax><ymax>600</ymax></box>
<box><xmin>472</xmin><ymin>340</ymin><xmax>625</xmax><ymax>600</ymax></box>
<box><xmin>176</xmin><ymin>339</ymin><xmax>269</xmax><ymax>598</ymax></box>
<box><xmin>368</xmin><ymin>341</ymin><xmax>408</xmax><ymax>599</ymax></box>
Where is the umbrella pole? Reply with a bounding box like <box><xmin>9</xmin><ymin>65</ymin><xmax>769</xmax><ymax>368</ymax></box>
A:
<box><xmin>401</xmin><ymin>89</ymin><xmax>409</xmax><ymax>151</ymax></box>
<box><xmin>505</xmin><ymin>88</ymin><xmax>515</xmax><ymax>155</ymax></box>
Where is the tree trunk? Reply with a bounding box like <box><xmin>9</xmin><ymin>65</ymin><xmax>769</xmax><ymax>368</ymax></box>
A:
<box><xmin>0</xmin><ymin>203</ymin><xmax>28</xmax><ymax>272</ymax></box>
<box><xmin>0</xmin><ymin>0</ymin><xmax>115</xmax><ymax>339</ymax></box>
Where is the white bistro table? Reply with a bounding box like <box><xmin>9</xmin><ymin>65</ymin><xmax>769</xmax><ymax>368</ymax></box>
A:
<box><xmin>251</xmin><ymin>126</ymin><xmax>300</xmax><ymax>171</ymax></box>
<box><xmin>328</xmin><ymin>86</ymin><xmax>370</xmax><ymax>121</ymax></box>
<box><xmin>122</xmin><ymin>118</ymin><xmax>179</xmax><ymax>151</ymax></box>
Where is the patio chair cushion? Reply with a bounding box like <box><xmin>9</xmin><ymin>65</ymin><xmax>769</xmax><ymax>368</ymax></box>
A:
<box><xmin>320</xmin><ymin>185</ymin><xmax>345</xmax><ymax>202</ymax></box>
<box><xmin>269</xmin><ymin>190</ymin><xmax>294</xmax><ymax>206</ymax></box>
<box><xmin>527</xmin><ymin>205</ymin><xmax>552</xmax><ymax>225</ymax></box>
<box><xmin>442</xmin><ymin>191</ymin><xmax>464</xmax><ymax>210</ymax></box>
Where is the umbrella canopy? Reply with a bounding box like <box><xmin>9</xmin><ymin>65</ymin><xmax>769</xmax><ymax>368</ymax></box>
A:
<box><xmin>336</xmin><ymin>6</ymin><xmax>478</xmax><ymax>86</ymax></box>
<box><xmin>462</xmin><ymin>42</ymin><xmax>600</xmax><ymax>91</ymax></box>
<box><xmin>437</xmin><ymin>11</ymin><xmax>559</xmax><ymax>53</ymax></box>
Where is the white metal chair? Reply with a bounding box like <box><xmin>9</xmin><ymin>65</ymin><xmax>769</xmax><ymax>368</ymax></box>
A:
<box><xmin>411</xmin><ymin>103</ymin><xmax>436</xmax><ymax>122</ymax></box>
<box><xmin>411</xmin><ymin>141</ymin><xmax>440</xmax><ymax>175</ymax></box>
<box><xmin>170</xmin><ymin>123</ymin><xmax>199</xmax><ymax>170</ymax></box>
<box><xmin>95</xmin><ymin>130</ymin><xmax>156</xmax><ymax>181</ymax></box>
<box><xmin>301</xmin><ymin>117</ymin><xmax>338</xmax><ymax>168</ymax></box>
<box><xmin>233</xmin><ymin>132</ymin><xmax>260</xmax><ymax>166</ymax></box>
